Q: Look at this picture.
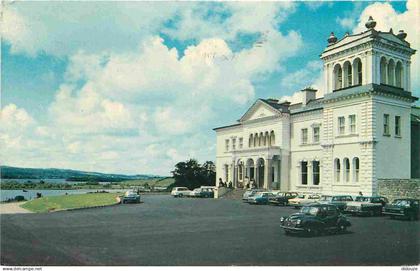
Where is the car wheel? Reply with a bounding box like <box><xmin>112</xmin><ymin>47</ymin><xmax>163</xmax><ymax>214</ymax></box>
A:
<box><xmin>338</xmin><ymin>224</ymin><xmax>347</xmax><ymax>233</ymax></box>
<box><xmin>178</xmin><ymin>193</ymin><xmax>183</xmax><ymax>198</ymax></box>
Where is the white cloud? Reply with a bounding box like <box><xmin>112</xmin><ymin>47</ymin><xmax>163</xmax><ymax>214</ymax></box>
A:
<box><xmin>1</xmin><ymin>2</ymin><xmax>305</xmax><ymax>175</ymax></box>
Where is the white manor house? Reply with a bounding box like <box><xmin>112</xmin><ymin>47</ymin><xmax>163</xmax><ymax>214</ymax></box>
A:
<box><xmin>214</xmin><ymin>17</ymin><xmax>419</xmax><ymax>196</ymax></box>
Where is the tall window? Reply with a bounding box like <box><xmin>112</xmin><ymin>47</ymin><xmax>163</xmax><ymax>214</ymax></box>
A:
<box><xmin>313</xmin><ymin>161</ymin><xmax>320</xmax><ymax>185</ymax></box>
<box><xmin>384</xmin><ymin>114</ymin><xmax>390</xmax><ymax>135</ymax></box>
<box><xmin>353</xmin><ymin>157</ymin><xmax>359</xmax><ymax>182</ymax></box>
<box><xmin>239</xmin><ymin>138</ymin><xmax>243</xmax><ymax>149</ymax></box>
<box><xmin>232</xmin><ymin>138</ymin><xmax>236</xmax><ymax>150</ymax></box>
<box><xmin>354</xmin><ymin>58</ymin><xmax>362</xmax><ymax>85</ymax></box>
<box><xmin>334</xmin><ymin>64</ymin><xmax>343</xmax><ymax>90</ymax></box>
<box><xmin>301</xmin><ymin>128</ymin><xmax>308</xmax><ymax>145</ymax></box>
<box><xmin>313</xmin><ymin>127</ymin><xmax>320</xmax><ymax>143</ymax></box>
<box><xmin>270</xmin><ymin>131</ymin><xmax>275</xmax><ymax>146</ymax></box>
<box><xmin>380</xmin><ymin>57</ymin><xmax>387</xmax><ymax>84</ymax></box>
<box><xmin>238</xmin><ymin>164</ymin><xmax>243</xmax><ymax>180</ymax></box>
<box><xmin>338</xmin><ymin>117</ymin><xmax>345</xmax><ymax>135</ymax></box>
<box><xmin>344</xmin><ymin>61</ymin><xmax>352</xmax><ymax>87</ymax></box>
<box><xmin>301</xmin><ymin>161</ymin><xmax>308</xmax><ymax>185</ymax></box>
<box><xmin>225</xmin><ymin>139</ymin><xmax>229</xmax><ymax>151</ymax></box>
<box><xmin>249</xmin><ymin>135</ymin><xmax>253</xmax><ymax>147</ymax></box>
<box><xmin>349</xmin><ymin>115</ymin><xmax>356</xmax><ymax>134</ymax></box>
<box><xmin>395</xmin><ymin>116</ymin><xmax>401</xmax><ymax>136</ymax></box>
<box><xmin>344</xmin><ymin>158</ymin><xmax>350</xmax><ymax>182</ymax></box>
<box><xmin>335</xmin><ymin>159</ymin><xmax>341</xmax><ymax>182</ymax></box>
<box><xmin>254</xmin><ymin>133</ymin><xmax>258</xmax><ymax>146</ymax></box>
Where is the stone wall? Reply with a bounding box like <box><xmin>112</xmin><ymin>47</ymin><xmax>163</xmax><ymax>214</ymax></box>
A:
<box><xmin>377</xmin><ymin>179</ymin><xmax>420</xmax><ymax>202</ymax></box>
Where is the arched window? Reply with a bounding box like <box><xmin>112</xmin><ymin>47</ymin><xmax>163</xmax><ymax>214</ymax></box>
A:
<box><xmin>353</xmin><ymin>58</ymin><xmax>362</xmax><ymax>85</ymax></box>
<box><xmin>253</xmin><ymin>133</ymin><xmax>258</xmax><ymax>147</ymax></box>
<box><xmin>249</xmin><ymin>134</ymin><xmax>253</xmax><ymax>148</ymax></box>
<box><xmin>353</xmin><ymin>157</ymin><xmax>359</xmax><ymax>182</ymax></box>
<box><xmin>344</xmin><ymin>158</ymin><xmax>350</xmax><ymax>182</ymax></box>
<box><xmin>334</xmin><ymin>158</ymin><xmax>341</xmax><ymax>182</ymax></box>
<box><xmin>259</xmin><ymin>132</ymin><xmax>263</xmax><ymax>146</ymax></box>
<box><xmin>388</xmin><ymin>59</ymin><xmax>395</xmax><ymax>86</ymax></box>
<box><xmin>380</xmin><ymin>57</ymin><xmax>387</xmax><ymax>84</ymax></box>
<box><xmin>395</xmin><ymin>61</ymin><xmax>403</xmax><ymax>88</ymax></box>
<box><xmin>343</xmin><ymin>61</ymin><xmax>352</xmax><ymax>87</ymax></box>
<box><xmin>270</xmin><ymin>131</ymin><xmax>275</xmax><ymax>146</ymax></box>
<box><xmin>334</xmin><ymin>64</ymin><xmax>343</xmax><ymax>90</ymax></box>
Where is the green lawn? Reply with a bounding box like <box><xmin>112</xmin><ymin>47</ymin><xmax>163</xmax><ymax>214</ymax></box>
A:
<box><xmin>120</xmin><ymin>177</ymin><xmax>175</xmax><ymax>187</ymax></box>
<box><xmin>21</xmin><ymin>192</ymin><xmax>122</xmax><ymax>213</ymax></box>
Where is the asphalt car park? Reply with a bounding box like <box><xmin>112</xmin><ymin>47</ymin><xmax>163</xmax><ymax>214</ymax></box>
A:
<box><xmin>1</xmin><ymin>195</ymin><xmax>419</xmax><ymax>266</ymax></box>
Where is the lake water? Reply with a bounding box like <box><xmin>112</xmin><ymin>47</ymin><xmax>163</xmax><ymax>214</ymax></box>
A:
<box><xmin>0</xmin><ymin>189</ymin><xmax>128</xmax><ymax>201</ymax></box>
<box><xmin>0</xmin><ymin>179</ymin><xmax>111</xmax><ymax>184</ymax></box>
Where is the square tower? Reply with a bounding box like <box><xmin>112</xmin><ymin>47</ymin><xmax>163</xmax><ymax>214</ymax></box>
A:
<box><xmin>321</xmin><ymin>16</ymin><xmax>416</xmax><ymax>95</ymax></box>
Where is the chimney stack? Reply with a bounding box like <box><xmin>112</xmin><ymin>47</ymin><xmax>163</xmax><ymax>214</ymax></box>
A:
<box><xmin>301</xmin><ymin>87</ymin><xmax>317</xmax><ymax>106</ymax></box>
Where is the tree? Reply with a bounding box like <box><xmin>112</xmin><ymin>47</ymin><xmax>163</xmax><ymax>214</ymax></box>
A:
<box><xmin>171</xmin><ymin>159</ymin><xmax>216</xmax><ymax>190</ymax></box>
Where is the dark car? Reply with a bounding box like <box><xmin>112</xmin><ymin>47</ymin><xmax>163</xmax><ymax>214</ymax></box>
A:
<box><xmin>345</xmin><ymin>196</ymin><xmax>388</xmax><ymax>216</ymax></box>
<box><xmin>121</xmin><ymin>191</ymin><xmax>141</xmax><ymax>204</ymax></box>
<box><xmin>317</xmin><ymin>195</ymin><xmax>354</xmax><ymax>211</ymax></box>
<box><xmin>280</xmin><ymin>204</ymin><xmax>351</xmax><ymax>236</ymax></box>
<box><xmin>383</xmin><ymin>198</ymin><xmax>419</xmax><ymax>221</ymax></box>
<box><xmin>269</xmin><ymin>192</ymin><xmax>298</xmax><ymax>206</ymax></box>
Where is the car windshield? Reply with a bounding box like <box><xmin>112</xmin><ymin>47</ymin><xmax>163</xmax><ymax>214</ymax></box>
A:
<box><xmin>255</xmin><ymin>192</ymin><xmax>263</xmax><ymax>196</ymax></box>
<box><xmin>296</xmin><ymin>195</ymin><xmax>305</xmax><ymax>199</ymax></box>
<box><xmin>300</xmin><ymin>206</ymin><xmax>319</xmax><ymax>216</ymax></box>
<box><xmin>355</xmin><ymin>196</ymin><xmax>370</xmax><ymax>202</ymax></box>
<box><xmin>392</xmin><ymin>200</ymin><xmax>410</xmax><ymax>207</ymax></box>
<box><xmin>321</xmin><ymin>196</ymin><xmax>332</xmax><ymax>201</ymax></box>
<box><xmin>276</xmin><ymin>192</ymin><xmax>285</xmax><ymax>196</ymax></box>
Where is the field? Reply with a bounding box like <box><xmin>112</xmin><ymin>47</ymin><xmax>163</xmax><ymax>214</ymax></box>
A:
<box><xmin>21</xmin><ymin>192</ymin><xmax>122</xmax><ymax>213</ymax></box>
<box><xmin>120</xmin><ymin>177</ymin><xmax>175</xmax><ymax>187</ymax></box>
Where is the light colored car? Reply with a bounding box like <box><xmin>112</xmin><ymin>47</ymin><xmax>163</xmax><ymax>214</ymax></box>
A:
<box><xmin>171</xmin><ymin>187</ymin><xmax>192</xmax><ymax>197</ymax></box>
<box><xmin>242</xmin><ymin>189</ymin><xmax>264</xmax><ymax>201</ymax></box>
<box><xmin>345</xmin><ymin>196</ymin><xmax>388</xmax><ymax>216</ymax></box>
<box><xmin>288</xmin><ymin>194</ymin><xmax>321</xmax><ymax>208</ymax></box>
<box><xmin>189</xmin><ymin>187</ymin><xmax>215</xmax><ymax>198</ymax></box>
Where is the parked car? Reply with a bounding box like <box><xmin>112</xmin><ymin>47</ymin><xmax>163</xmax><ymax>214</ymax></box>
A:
<box><xmin>247</xmin><ymin>192</ymin><xmax>275</xmax><ymax>205</ymax></box>
<box><xmin>280</xmin><ymin>204</ymin><xmax>351</xmax><ymax>236</ymax></box>
<box><xmin>190</xmin><ymin>187</ymin><xmax>214</xmax><ymax>198</ymax></box>
<box><xmin>383</xmin><ymin>198</ymin><xmax>419</xmax><ymax>221</ymax></box>
<box><xmin>345</xmin><ymin>196</ymin><xmax>388</xmax><ymax>216</ymax></box>
<box><xmin>269</xmin><ymin>192</ymin><xmax>299</xmax><ymax>206</ymax></box>
<box><xmin>288</xmin><ymin>194</ymin><xmax>321</xmax><ymax>208</ymax></box>
<box><xmin>171</xmin><ymin>187</ymin><xmax>192</xmax><ymax>197</ymax></box>
<box><xmin>317</xmin><ymin>195</ymin><xmax>354</xmax><ymax>211</ymax></box>
<box><xmin>121</xmin><ymin>191</ymin><xmax>141</xmax><ymax>204</ymax></box>
<box><xmin>242</xmin><ymin>189</ymin><xmax>264</xmax><ymax>201</ymax></box>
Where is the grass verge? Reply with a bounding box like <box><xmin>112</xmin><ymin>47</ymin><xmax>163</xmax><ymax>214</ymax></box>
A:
<box><xmin>21</xmin><ymin>192</ymin><xmax>122</xmax><ymax>213</ymax></box>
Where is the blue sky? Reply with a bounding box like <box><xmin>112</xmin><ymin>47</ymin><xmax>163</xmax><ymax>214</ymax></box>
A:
<box><xmin>1</xmin><ymin>1</ymin><xmax>418</xmax><ymax>175</ymax></box>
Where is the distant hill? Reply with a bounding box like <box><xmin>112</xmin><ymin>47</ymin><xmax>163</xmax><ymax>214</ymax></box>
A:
<box><xmin>0</xmin><ymin>166</ymin><xmax>164</xmax><ymax>182</ymax></box>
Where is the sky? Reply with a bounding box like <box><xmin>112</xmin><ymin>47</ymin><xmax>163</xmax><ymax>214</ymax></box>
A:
<box><xmin>1</xmin><ymin>0</ymin><xmax>419</xmax><ymax>176</ymax></box>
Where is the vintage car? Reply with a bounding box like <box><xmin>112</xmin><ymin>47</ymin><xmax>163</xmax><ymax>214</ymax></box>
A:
<box><xmin>242</xmin><ymin>189</ymin><xmax>264</xmax><ymax>201</ymax></box>
<box><xmin>280</xmin><ymin>204</ymin><xmax>351</xmax><ymax>236</ymax></box>
<box><xmin>121</xmin><ymin>191</ymin><xmax>141</xmax><ymax>204</ymax></box>
<box><xmin>268</xmin><ymin>192</ymin><xmax>299</xmax><ymax>206</ymax></box>
<box><xmin>345</xmin><ymin>196</ymin><xmax>388</xmax><ymax>216</ymax></box>
<box><xmin>171</xmin><ymin>187</ymin><xmax>192</xmax><ymax>197</ymax></box>
<box><xmin>382</xmin><ymin>198</ymin><xmax>420</xmax><ymax>221</ymax></box>
<box><xmin>288</xmin><ymin>194</ymin><xmax>321</xmax><ymax>208</ymax></box>
<box><xmin>317</xmin><ymin>195</ymin><xmax>354</xmax><ymax>211</ymax></box>
<box><xmin>247</xmin><ymin>192</ymin><xmax>275</xmax><ymax>205</ymax></box>
<box><xmin>190</xmin><ymin>187</ymin><xmax>214</xmax><ymax>198</ymax></box>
